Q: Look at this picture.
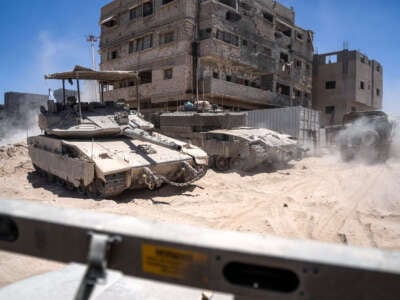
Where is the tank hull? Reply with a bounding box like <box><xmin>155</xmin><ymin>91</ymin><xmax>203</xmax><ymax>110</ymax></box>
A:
<box><xmin>28</xmin><ymin>135</ymin><xmax>207</xmax><ymax>197</ymax></box>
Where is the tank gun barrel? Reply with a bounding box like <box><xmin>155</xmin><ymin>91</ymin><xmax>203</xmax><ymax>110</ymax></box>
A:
<box><xmin>123</xmin><ymin>127</ymin><xmax>182</xmax><ymax>151</ymax></box>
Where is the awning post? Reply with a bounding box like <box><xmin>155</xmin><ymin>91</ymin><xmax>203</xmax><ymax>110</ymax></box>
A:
<box><xmin>76</xmin><ymin>78</ymin><xmax>83</xmax><ymax>121</ymax></box>
<box><xmin>62</xmin><ymin>79</ymin><xmax>66</xmax><ymax>106</ymax></box>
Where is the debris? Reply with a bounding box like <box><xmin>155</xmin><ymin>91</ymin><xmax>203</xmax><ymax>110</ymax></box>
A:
<box><xmin>338</xmin><ymin>233</ymin><xmax>348</xmax><ymax>244</ymax></box>
<box><xmin>201</xmin><ymin>291</ymin><xmax>214</xmax><ymax>300</ymax></box>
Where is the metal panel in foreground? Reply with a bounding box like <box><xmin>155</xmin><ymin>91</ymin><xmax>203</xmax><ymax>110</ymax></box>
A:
<box><xmin>247</xmin><ymin>107</ymin><xmax>320</xmax><ymax>145</ymax></box>
<box><xmin>0</xmin><ymin>199</ymin><xmax>400</xmax><ymax>300</ymax></box>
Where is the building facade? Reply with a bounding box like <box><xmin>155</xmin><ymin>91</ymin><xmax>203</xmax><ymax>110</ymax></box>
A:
<box><xmin>313</xmin><ymin>50</ymin><xmax>383</xmax><ymax>126</ymax></box>
<box><xmin>99</xmin><ymin>0</ymin><xmax>314</xmax><ymax>112</ymax></box>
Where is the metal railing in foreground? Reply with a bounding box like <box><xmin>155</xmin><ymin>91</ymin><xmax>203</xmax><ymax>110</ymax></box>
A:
<box><xmin>0</xmin><ymin>198</ymin><xmax>399</xmax><ymax>300</ymax></box>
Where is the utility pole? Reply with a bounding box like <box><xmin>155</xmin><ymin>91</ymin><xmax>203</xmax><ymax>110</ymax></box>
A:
<box><xmin>86</xmin><ymin>35</ymin><xmax>100</xmax><ymax>102</ymax></box>
<box><xmin>86</xmin><ymin>35</ymin><xmax>99</xmax><ymax>70</ymax></box>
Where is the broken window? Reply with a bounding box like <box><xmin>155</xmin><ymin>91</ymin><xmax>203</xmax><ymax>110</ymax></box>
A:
<box><xmin>162</xmin><ymin>0</ymin><xmax>174</xmax><ymax>5</ymax></box>
<box><xmin>226</xmin><ymin>11</ymin><xmax>241</xmax><ymax>22</ymax></box>
<box><xmin>199</xmin><ymin>28</ymin><xmax>212</xmax><ymax>40</ymax></box>
<box><xmin>217</xmin><ymin>0</ymin><xmax>236</xmax><ymax>8</ymax></box>
<box><xmin>130</xmin><ymin>6</ymin><xmax>140</xmax><ymax>20</ymax></box>
<box><xmin>244</xmin><ymin>79</ymin><xmax>249</xmax><ymax>86</ymax></box>
<box><xmin>295</xmin><ymin>59</ymin><xmax>302</xmax><ymax>69</ymax></box>
<box><xmin>128</xmin><ymin>41</ymin><xmax>134</xmax><ymax>53</ymax></box>
<box><xmin>213</xmin><ymin>72</ymin><xmax>219</xmax><ymax>79</ymax></box>
<box><xmin>226</xmin><ymin>75</ymin><xmax>232</xmax><ymax>82</ymax></box>
<box><xmin>325</xmin><ymin>106</ymin><xmax>335</xmax><ymax>114</ymax></box>
<box><xmin>377</xmin><ymin>88</ymin><xmax>381</xmax><ymax>96</ymax></box>
<box><xmin>296</xmin><ymin>31</ymin><xmax>304</xmax><ymax>41</ymax></box>
<box><xmin>242</xmin><ymin>39</ymin><xmax>248</xmax><ymax>46</ymax></box>
<box><xmin>160</xmin><ymin>31</ymin><xmax>175</xmax><ymax>45</ymax></box>
<box><xmin>360</xmin><ymin>81</ymin><xmax>365</xmax><ymax>90</ymax></box>
<box><xmin>139</xmin><ymin>70</ymin><xmax>152</xmax><ymax>84</ymax></box>
<box><xmin>110</xmin><ymin>50</ymin><xmax>118</xmax><ymax>60</ymax></box>
<box><xmin>262</xmin><ymin>11</ymin><xmax>274</xmax><ymax>23</ymax></box>
<box><xmin>294</xmin><ymin>89</ymin><xmax>301</xmax><ymax>97</ymax></box>
<box><xmin>325</xmin><ymin>81</ymin><xmax>336</xmax><ymax>89</ymax></box>
<box><xmin>280</xmin><ymin>52</ymin><xmax>289</xmax><ymax>63</ymax></box>
<box><xmin>135</xmin><ymin>34</ymin><xmax>153</xmax><ymax>52</ymax></box>
<box><xmin>216</xmin><ymin>30</ymin><xmax>239</xmax><ymax>46</ymax></box>
<box><xmin>325</xmin><ymin>54</ymin><xmax>337</xmax><ymax>64</ymax></box>
<box><xmin>276</xmin><ymin>83</ymin><xmax>290</xmax><ymax>96</ymax></box>
<box><xmin>276</xmin><ymin>21</ymin><xmax>292</xmax><ymax>37</ymax></box>
<box><xmin>376</xmin><ymin>65</ymin><xmax>381</xmax><ymax>72</ymax></box>
<box><xmin>240</xmin><ymin>2</ymin><xmax>251</xmax><ymax>10</ymax></box>
<box><xmin>360</xmin><ymin>55</ymin><xmax>366</xmax><ymax>64</ymax></box>
<box><xmin>143</xmin><ymin>1</ymin><xmax>153</xmax><ymax>17</ymax></box>
<box><xmin>164</xmin><ymin>68</ymin><xmax>173</xmax><ymax>80</ymax></box>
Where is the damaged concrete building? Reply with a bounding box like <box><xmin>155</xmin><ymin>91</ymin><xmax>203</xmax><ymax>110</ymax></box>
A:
<box><xmin>99</xmin><ymin>0</ymin><xmax>314</xmax><ymax>112</ymax></box>
<box><xmin>313</xmin><ymin>50</ymin><xmax>383</xmax><ymax>126</ymax></box>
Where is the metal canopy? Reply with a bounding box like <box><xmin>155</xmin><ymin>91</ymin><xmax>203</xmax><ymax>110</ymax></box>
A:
<box><xmin>44</xmin><ymin>66</ymin><xmax>138</xmax><ymax>82</ymax></box>
<box><xmin>100</xmin><ymin>15</ymin><xmax>116</xmax><ymax>25</ymax></box>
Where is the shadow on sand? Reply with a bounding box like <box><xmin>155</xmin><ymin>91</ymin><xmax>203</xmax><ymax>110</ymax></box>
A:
<box><xmin>216</xmin><ymin>162</ymin><xmax>295</xmax><ymax>177</ymax></box>
<box><xmin>27</xmin><ymin>170</ymin><xmax>199</xmax><ymax>204</ymax></box>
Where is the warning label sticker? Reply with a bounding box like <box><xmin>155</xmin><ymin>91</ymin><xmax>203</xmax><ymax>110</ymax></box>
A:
<box><xmin>141</xmin><ymin>244</ymin><xmax>208</xmax><ymax>280</ymax></box>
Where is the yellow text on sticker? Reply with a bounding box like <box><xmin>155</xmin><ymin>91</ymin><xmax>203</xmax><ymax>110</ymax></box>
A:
<box><xmin>142</xmin><ymin>244</ymin><xmax>208</xmax><ymax>280</ymax></box>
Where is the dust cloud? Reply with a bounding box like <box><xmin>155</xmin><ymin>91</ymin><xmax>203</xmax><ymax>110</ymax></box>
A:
<box><xmin>336</xmin><ymin>115</ymin><xmax>394</xmax><ymax>163</ymax></box>
<box><xmin>0</xmin><ymin>97</ymin><xmax>42</xmax><ymax>147</ymax></box>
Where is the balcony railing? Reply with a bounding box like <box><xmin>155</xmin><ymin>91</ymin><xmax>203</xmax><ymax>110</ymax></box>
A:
<box><xmin>201</xmin><ymin>77</ymin><xmax>275</xmax><ymax>105</ymax></box>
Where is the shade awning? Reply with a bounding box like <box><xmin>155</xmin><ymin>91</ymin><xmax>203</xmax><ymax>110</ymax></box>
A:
<box><xmin>100</xmin><ymin>15</ymin><xmax>116</xmax><ymax>25</ymax></box>
<box><xmin>44</xmin><ymin>66</ymin><xmax>138</xmax><ymax>82</ymax></box>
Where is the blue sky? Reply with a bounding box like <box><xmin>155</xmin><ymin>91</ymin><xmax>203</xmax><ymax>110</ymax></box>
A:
<box><xmin>0</xmin><ymin>0</ymin><xmax>399</xmax><ymax>114</ymax></box>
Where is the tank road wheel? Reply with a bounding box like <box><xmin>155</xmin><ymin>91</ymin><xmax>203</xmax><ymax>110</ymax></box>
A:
<box><xmin>47</xmin><ymin>173</ymin><xmax>55</xmax><ymax>183</ymax></box>
<box><xmin>77</xmin><ymin>185</ymin><xmax>86</xmax><ymax>196</ymax></box>
<box><xmin>56</xmin><ymin>177</ymin><xmax>66</xmax><ymax>187</ymax></box>
<box><xmin>93</xmin><ymin>179</ymin><xmax>106</xmax><ymax>198</ymax></box>
<box><xmin>229</xmin><ymin>157</ymin><xmax>244</xmax><ymax>170</ymax></box>
<box><xmin>66</xmin><ymin>182</ymin><xmax>75</xmax><ymax>191</ymax></box>
<box><xmin>33</xmin><ymin>164</ymin><xmax>45</xmax><ymax>177</ymax></box>
<box><xmin>215</xmin><ymin>156</ymin><xmax>230</xmax><ymax>172</ymax></box>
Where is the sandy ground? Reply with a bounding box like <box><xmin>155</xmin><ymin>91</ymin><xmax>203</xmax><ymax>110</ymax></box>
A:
<box><xmin>1</xmin><ymin>143</ymin><xmax>400</xmax><ymax>287</ymax></box>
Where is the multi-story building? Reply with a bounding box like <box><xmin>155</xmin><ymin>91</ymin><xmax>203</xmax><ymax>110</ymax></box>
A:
<box><xmin>99</xmin><ymin>0</ymin><xmax>314</xmax><ymax>112</ymax></box>
<box><xmin>313</xmin><ymin>50</ymin><xmax>383</xmax><ymax>126</ymax></box>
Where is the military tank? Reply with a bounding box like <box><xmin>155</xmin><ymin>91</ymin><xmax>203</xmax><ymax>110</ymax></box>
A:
<box><xmin>201</xmin><ymin>128</ymin><xmax>300</xmax><ymax>171</ymax></box>
<box><xmin>338</xmin><ymin>111</ymin><xmax>393</xmax><ymax>162</ymax></box>
<box><xmin>28</xmin><ymin>66</ymin><xmax>208</xmax><ymax>197</ymax></box>
<box><xmin>156</xmin><ymin>102</ymin><xmax>301</xmax><ymax>171</ymax></box>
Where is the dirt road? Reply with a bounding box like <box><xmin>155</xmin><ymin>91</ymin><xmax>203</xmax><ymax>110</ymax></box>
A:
<box><xmin>1</xmin><ymin>143</ymin><xmax>400</xmax><ymax>286</ymax></box>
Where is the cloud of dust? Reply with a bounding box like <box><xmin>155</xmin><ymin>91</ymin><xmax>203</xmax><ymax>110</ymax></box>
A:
<box><xmin>388</xmin><ymin>116</ymin><xmax>400</xmax><ymax>161</ymax></box>
<box><xmin>0</xmin><ymin>96</ymin><xmax>43</xmax><ymax>146</ymax></box>
<box><xmin>81</xmin><ymin>80</ymin><xmax>100</xmax><ymax>103</ymax></box>
<box><xmin>336</xmin><ymin>115</ymin><xmax>395</xmax><ymax>164</ymax></box>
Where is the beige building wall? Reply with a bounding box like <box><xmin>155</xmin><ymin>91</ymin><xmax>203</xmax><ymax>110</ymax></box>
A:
<box><xmin>99</xmin><ymin>0</ymin><xmax>314</xmax><ymax>112</ymax></box>
<box><xmin>312</xmin><ymin>50</ymin><xmax>383</xmax><ymax>126</ymax></box>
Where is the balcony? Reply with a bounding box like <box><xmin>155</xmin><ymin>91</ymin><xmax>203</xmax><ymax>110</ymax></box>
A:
<box><xmin>201</xmin><ymin>77</ymin><xmax>275</xmax><ymax>106</ymax></box>
<box><xmin>200</xmin><ymin>39</ymin><xmax>275</xmax><ymax>73</ymax></box>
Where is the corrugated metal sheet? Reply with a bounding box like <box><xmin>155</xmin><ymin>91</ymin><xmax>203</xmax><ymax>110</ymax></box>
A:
<box><xmin>246</xmin><ymin>106</ymin><xmax>321</xmax><ymax>147</ymax></box>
